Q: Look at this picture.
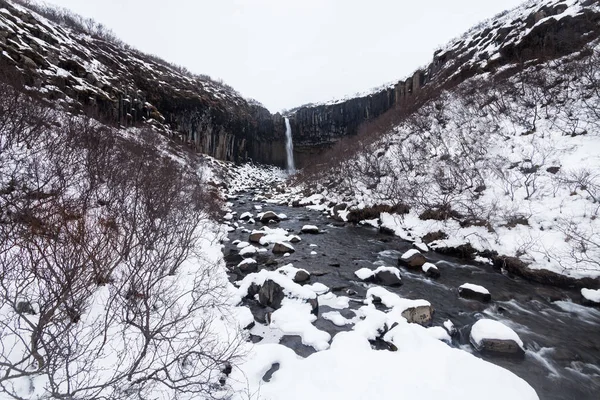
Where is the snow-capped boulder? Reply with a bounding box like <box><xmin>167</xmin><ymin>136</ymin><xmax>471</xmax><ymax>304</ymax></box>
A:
<box><xmin>237</xmin><ymin>258</ymin><xmax>258</xmax><ymax>274</ymax></box>
<box><xmin>239</xmin><ymin>212</ymin><xmax>253</xmax><ymax>220</ymax></box>
<box><xmin>273</xmin><ymin>242</ymin><xmax>295</xmax><ymax>254</ymax></box>
<box><xmin>236</xmin><ymin>241</ymin><xmax>250</xmax><ymax>249</ymax></box>
<box><xmin>398</xmin><ymin>249</ymin><xmax>427</xmax><ymax>269</ymax></box>
<box><xmin>259</xmin><ymin>211</ymin><xmax>280</xmax><ymax>223</ymax></box>
<box><xmin>249</xmin><ymin>230</ymin><xmax>267</xmax><ymax>243</ymax></box>
<box><xmin>459</xmin><ymin>283</ymin><xmax>491</xmax><ymax>302</ymax></box>
<box><xmin>277</xmin><ymin>264</ymin><xmax>311</xmax><ymax>283</ymax></box>
<box><xmin>581</xmin><ymin>288</ymin><xmax>600</xmax><ymax>307</ymax></box>
<box><xmin>288</xmin><ymin>235</ymin><xmax>302</xmax><ymax>243</ymax></box>
<box><xmin>421</xmin><ymin>262</ymin><xmax>440</xmax><ymax>278</ymax></box>
<box><xmin>301</xmin><ymin>225</ymin><xmax>320</xmax><ymax>234</ymax></box>
<box><xmin>470</xmin><ymin>319</ymin><xmax>524</xmax><ymax>357</ymax></box>
<box><xmin>354</xmin><ymin>266</ymin><xmax>402</xmax><ymax>287</ymax></box>
<box><xmin>239</xmin><ymin>246</ymin><xmax>258</xmax><ymax>257</ymax></box>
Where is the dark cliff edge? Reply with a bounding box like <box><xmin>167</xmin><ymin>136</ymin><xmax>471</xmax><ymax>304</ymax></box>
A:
<box><xmin>289</xmin><ymin>0</ymin><xmax>600</xmax><ymax>168</ymax></box>
<box><xmin>0</xmin><ymin>0</ymin><xmax>288</xmax><ymax>167</ymax></box>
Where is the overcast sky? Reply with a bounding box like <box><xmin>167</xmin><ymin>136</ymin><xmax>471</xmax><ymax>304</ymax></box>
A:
<box><xmin>45</xmin><ymin>0</ymin><xmax>525</xmax><ymax>112</ymax></box>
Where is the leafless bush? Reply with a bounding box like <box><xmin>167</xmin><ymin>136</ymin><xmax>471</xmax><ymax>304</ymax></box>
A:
<box><xmin>0</xmin><ymin>80</ymin><xmax>237</xmax><ymax>399</ymax></box>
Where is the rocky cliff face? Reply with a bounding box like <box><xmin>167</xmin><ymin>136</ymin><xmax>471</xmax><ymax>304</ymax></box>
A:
<box><xmin>289</xmin><ymin>0</ymin><xmax>600</xmax><ymax>168</ymax></box>
<box><xmin>0</xmin><ymin>0</ymin><xmax>288</xmax><ymax>167</ymax></box>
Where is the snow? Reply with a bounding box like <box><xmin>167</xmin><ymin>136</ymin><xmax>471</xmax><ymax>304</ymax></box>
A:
<box><xmin>581</xmin><ymin>288</ymin><xmax>600</xmax><ymax>303</ymax></box>
<box><xmin>422</xmin><ymin>262</ymin><xmax>438</xmax><ymax>273</ymax></box>
<box><xmin>276</xmin><ymin>263</ymin><xmax>309</xmax><ymax>280</ymax></box>
<box><xmin>365</xmin><ymin>287</ymin><xmax>430</xmax><ymax>312</ymax></box>
<box><xmin>354</xmin><ymin>266</ymin><xmax>401</xmax><ymax>281</ymax></box>
<box><xmin>230</xmin><ymin>328</ymin><xmax>538</xmax><ymax>400</ymax></box>
<box><xmin>237</xmin><ymin>258</ymin><xmax>257</xmax><ymax>268</ymax></box>
<box><xmin>460</xmin><ymin>283</ymin><xmax>490</xmax><ymax>295</ymax></box>
<box><xmin>236</xmin><ymin>270</ymin><xmax>317</xmax><ymax>301</ymax></box>
<box><xmin>269</xmin><ymin>300</ymin><xmax>331</xmax><ymax>351</ymax></box>
<box><xmin>236</xmin><ymin>241</ymin><xmax>250</xmax><ymax>249</ymax></box>
<box><xmin>322</xmin><ymin>311</ymin><xmax>355</xmax><ymax>326</ymax></box>
<box><xmin>257</xmin><ymin>226</ymin><xmax>296</xmax><ymax>245</ymax></box>
<box><xmin>239</xmin><ymin>211</ymin><xmax>253</xmax><ymax>219</ymax></box>
<box><xmin>239</xmin><ymin>246</ymin><xmax>258</xmax><ymax>256</ymax></box>
<box><xmin>301</xmin><ymin>224</ymin><xmax>320</xmax><ymax>233</ymax></box>
<box><xmin>400</xmin><ymin>249</ymin><xmax>421</xmax><ymax>259</ymax></box>
<box><xmin>470</xmin><ymin>319</ymin><xmax>524</xmax><ymax>348</ymax></box>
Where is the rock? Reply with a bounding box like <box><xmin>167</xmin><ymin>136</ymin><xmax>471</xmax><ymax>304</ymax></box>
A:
<box><xmin>401</xmin><ymin>305</ymin><xmax>433</xmax><ymax>325</ymax></box>
<box><xmin>260</xmin><ymin>211</ymin><xmax>280</xmax><ymax>223</ymax></box>
<box><xmin>470</xmin><ymin>319</ymin><xmax>525</xmax><ymax>357</ymax></box>
<box><xmin>301</xmin><ymin>225</ymin><xmax>320</xmax><ymax>234</ymax></box>
<box><xmin>288</xmin><ymin>235</ymin><xmax>302</xmax><ymax>243</ymax></box>
<box><xmin>298</xmin><ymin>215</ymin><xmax>310</xmax><ymax>221</ymax></box>
<box><xmin>398</xmin><ymin>249</ymin><xmax>427</xmax><ymax>269</ymax></box>
<box><xmin>422</xmin><ymin>262</ymin><xmax>440</xmax><ymax>278</ymax></box>
<box><xmin>239</xmin><ymin>212</ymin><xmax>253</xmax><ymax>220</ymax></box>
<box><xmin>375</xmin><ymin>269</ymin><xmax>402</xmax><ymax>286</ymax></box>
<box><xmin>458</xmin><ymin>283</ymin><xmax>491</xmax><ymax>302</ymax></box>
<box><xmin>258</xmin><ymin>279</ymin><xmax>285</xmax><ymax>309</ymax></box>
<box><xmin>294</xmin><ymin>270</ymin><xmax>311</xmax><ymax>283</ymax></box>
<box><xmin>272</xmin><ymin>242</ymin><xmax>295</xmax><ymax>254</ymax></box>
<box><xmin>249</xmin><ymin>231</ymin><xmax>266</xmax><ymax>243</ymax></box>
<box><xmin>237</xmin><ymin>258</ymin><xmax>258</xmax><ymax>274</ymax></box>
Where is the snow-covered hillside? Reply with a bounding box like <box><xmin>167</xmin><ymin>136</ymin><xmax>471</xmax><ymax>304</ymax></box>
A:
<box><xmin>290</xmin><ymin>37</ymin><xmax>600</xmax><ymax>282</ymax></box>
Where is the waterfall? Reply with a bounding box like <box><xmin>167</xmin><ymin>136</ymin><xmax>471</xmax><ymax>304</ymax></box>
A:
<box><xmin>284</xmin><ymin>117</ymin><xmax>295</xmax><ymax>173</ymax></box>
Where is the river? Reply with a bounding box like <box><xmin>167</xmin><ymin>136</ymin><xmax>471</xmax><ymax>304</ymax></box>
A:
<box><xmin>223</xmin><ymin>190</ymin><xmax>600</xmax><ymax>400</ymax></box>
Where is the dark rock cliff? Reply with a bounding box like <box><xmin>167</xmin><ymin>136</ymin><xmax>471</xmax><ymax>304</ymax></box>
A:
<box><xmin>288</xmin><ymin>0</ymin><xmax>600</xmax><ymax>168</ymax></box>
<box><xmin>0</xmin><ymin>0</ymin><xmax>288</xmax><ymax>167</ymax></box>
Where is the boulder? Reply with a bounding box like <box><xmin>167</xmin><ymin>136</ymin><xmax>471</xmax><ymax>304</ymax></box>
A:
<box><xmin>301</xmin><ymin>225</ymin><xmax>320</xmax><ymax>234</ymax></box>
<box><xmin>273</xmin><ymin>242</ymin><xmax>295</xmax><ymax>254</ymax></box>
<box><xmin>237</xmin><ymin>258</ymin><xmax>258</xmax><ymax>274</ymax></box>
<box><xmin>258</xmin><ymin>279</ymin><xmax>285</xmax><ymax>309</ymax></box>
<box><xmin>398</xmin><ymin>249</ymin><xmax>427</xmax><ymax>269</ymax></box>
<box><xmin>249</xmin><ymin>231</ymin><xmax>266</xmax><ymax>243</ymax></box>
<box><xmin>288</xmin><ymin>235</ymin><xmax>302</xmax><ymax>243</ymax></box>
<box><xmin>374</xmin><ymin>269</ymin><xmax>402</xmax><ymax>287</ymax></box>
<box><xmin>458</xmin><ymin>283</ymin><xmax>491</xmax><ymax>302</ymax></box>
<box><xmin>401</xmin><ymin>305</ymin><xmax>433</xmax><ymax>325</ymax></box>
<box><xmin>470</xmin><ymin>319</ymin><xmax>525</xmax><ymax>357</ymax></box>
<box><xmin>294</xmin><ymin>270</ymin><xmax>311</xmax><ymax>283</ymax></box>
<box><xmin>422</xmin><ymin>262</ymin><xmax>440</xmax><ymax>279</ymax></box>
<box><xmin>260</xmin><ymin>211</ymin><xmax>280</xmax><ymax>224</ymax></box>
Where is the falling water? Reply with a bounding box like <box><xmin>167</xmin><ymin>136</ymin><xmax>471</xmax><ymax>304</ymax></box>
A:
<box><xmin>284</xmin><ymin>117</ymin><xmax>295</xmax><ymax>173</ymax></box>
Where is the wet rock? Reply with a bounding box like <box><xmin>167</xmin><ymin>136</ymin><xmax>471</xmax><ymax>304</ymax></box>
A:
<box><xmin>258</xmin><ymin>280</ymin><xmax>285</xmax><ymax>309</ymax></box>
<box><xmin>288</xmin><ymin>235</ymin><xmax>302</xmax><ymax>243</ymax></box>
<box><xmin>294</xmin><ymin>270</ymin><xmax>311</xmax><ymax>283</ymax></box>
<box><xmin>301</xmin><ymin>225</ymin><xmax>320</xmax><ymax>234</ymax></box>
<box><xmin>249</xmin><ymin>230</ymin><xmax>266</xmax><ymax>243</ymax></box>
<box><xmin>470</xmin><ymin>319</ymin><xmax>525</xmax><ymax>357</ymax></box>
<box><xmin>260</xmin><ymin>211</ymin><xmax>280</xmax><ymax>223</ymax></box>
<box><xmin>273</xmin><ymin>242</ymin><xmax>295</xmax><ymax>254</ymax></box>
<box><xmin>422</xmin><ymin>262</ymin><xmax>440</xmax><ymax>278</ymax></box>
<box><xmin>458</xmin><ymin>283</ymin><xmax>491</xmax><ymax>302</ymax></box>
<box><xmin>375</xmin><ymin>269</ymin><xmax>402</xmax><ymax>286</ymax></box>
<box><xmin>401</xmin><ymin>305</ymin><xmax>433</xmax><ymax>325</ymax></box>
<box><xmin>237</xmin><ymin>258</ymin><xmax>258</xmax><ymax>274</ymax></box>
<box><xmin>398</xmin><ymin>249</ymin><xmax>427</xmax><ymax>269</ymax></box>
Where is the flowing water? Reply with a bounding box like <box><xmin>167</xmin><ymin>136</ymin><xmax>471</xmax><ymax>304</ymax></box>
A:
<box><xmin>224</xmin><ymin>192</ymin><xmax>600</xmax><ymax>400</ymax></box>
<box><xmin>284</xmin><ymin>118</ymin><xmax>295</xmax><ymax>173</ymax></box>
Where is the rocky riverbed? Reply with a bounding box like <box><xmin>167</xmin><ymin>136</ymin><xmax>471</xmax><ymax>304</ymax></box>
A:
<box><xmin>222</xmin><ymin>187</ymin><xmax>600</xmax><ymax>400</ymax></box>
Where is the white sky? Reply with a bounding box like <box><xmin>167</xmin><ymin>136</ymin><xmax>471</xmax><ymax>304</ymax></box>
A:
<box><xmin>45</xmin><ymin>0</ymin><xmax>526</xmax><ymax>112</ymax></box>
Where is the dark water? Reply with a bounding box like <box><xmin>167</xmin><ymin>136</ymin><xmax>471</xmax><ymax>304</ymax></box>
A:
<box><xmin>224</xmin><ymin>192</ymin><xmax>600</xmax><ymax>400</ymax></box>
